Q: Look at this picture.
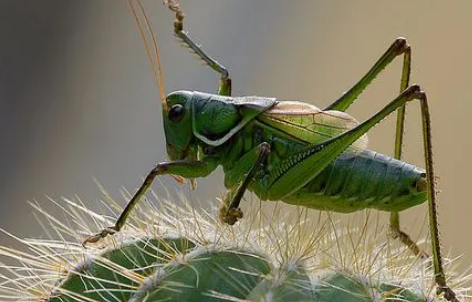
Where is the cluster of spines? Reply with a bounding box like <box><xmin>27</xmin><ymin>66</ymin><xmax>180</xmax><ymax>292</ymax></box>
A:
<box><xmin>0</xmin><ymin>193</ymin><xmax>466</xmax><ymax>301</ymax></box>
<box><xmin>42</xmin><ymin>236</ymin><xmax>433</xmax><ymax>302</ymax></box>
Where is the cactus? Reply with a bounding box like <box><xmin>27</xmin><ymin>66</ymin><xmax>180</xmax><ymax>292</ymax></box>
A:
<box><xmin>0</xmin><ymin>187</ymin><xmax>468</xmax><ymax>301</ymax></box>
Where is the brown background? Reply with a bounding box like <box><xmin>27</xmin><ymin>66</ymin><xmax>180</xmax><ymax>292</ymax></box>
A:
<box><xmin>1</xmin><ymin>0</ymin><xmax>471</xmax><ymax>281</ymax></box>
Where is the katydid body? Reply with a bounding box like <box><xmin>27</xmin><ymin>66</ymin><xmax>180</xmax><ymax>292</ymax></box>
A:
<box><xmin>85</xmin><ymin>1</ymin><xmax>459</xmax><ymax>301</ymax></box>
<box><xmin>165</xmin><ymin>90</ymin><xmax>427</xmax><ymax>214</ymax></box>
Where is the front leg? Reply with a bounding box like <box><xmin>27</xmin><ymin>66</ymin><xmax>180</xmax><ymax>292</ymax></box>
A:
<box><xmin>166</xmin><ymin>0</ymin><xmax>231</xmax><ymax>96</ymax></box>
<box><xmin>83</xmin><ymin>159</ymin><xmax>217</xmax><ymax>246</ymax></box>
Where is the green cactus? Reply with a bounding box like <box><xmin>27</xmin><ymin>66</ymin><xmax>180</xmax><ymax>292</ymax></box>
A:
<box><xmin>0</xmin><ymin>188</ymin><xmax>468</xmax><ymax>301</ymax></box>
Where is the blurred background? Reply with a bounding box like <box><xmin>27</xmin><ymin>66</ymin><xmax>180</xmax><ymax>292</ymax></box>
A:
<box><xmin>0</xmin><ymin>0</ymin><xmax>471</xmax><ymax>280</ymax></box>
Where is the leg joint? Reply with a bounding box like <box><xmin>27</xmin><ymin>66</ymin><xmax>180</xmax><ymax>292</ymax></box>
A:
<box><xmin>153</xmin><ymin>163</ymin><xmax>168</xmax><ymax>175</ymax></box>
<box><xmin>394</xmin><ymin>37</ymin><xmax>409</xmax><ymax>55</ymax></box>
<box><xmin>259</xmin><ymin>142</ymin><xmax>271</xmax><ymax>154</ymax></box>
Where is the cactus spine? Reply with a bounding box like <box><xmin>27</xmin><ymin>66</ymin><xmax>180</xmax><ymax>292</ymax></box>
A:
<box><xmin>0</xmin><ymin>189</ymin><xmax>467</xmax><ymax>301</ymax></box>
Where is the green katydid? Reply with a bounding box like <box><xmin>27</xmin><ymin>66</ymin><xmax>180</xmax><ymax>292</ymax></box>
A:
<box><xmin>84</xmin><ymin>1</ymin><xmax>459</xmax><ymax>301</ymax></box>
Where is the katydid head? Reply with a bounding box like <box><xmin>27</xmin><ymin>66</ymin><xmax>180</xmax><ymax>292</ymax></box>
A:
<box><xmin>163</xmin><ymin>90</ymin><xmax>194</xmax><ymax>161</ymax></box>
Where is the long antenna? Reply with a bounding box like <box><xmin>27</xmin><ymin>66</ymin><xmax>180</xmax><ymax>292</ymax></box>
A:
<box><xmin>127</xmin><ymin>0</ymin><xmax>167</xmax><ymax>110</ymax></box>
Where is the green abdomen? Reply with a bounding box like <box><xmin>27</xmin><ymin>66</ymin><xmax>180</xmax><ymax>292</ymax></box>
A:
<box><xmin>283</xmin><ymin>150</ymin><xmax>427</xmax><ymax>213</ymax></box>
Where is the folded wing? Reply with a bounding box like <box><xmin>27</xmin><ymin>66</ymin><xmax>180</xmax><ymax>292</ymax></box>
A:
<box><xmin>258</xmin><ymin>100</ymin><xmax>368</xmax><ymax>153</ymax></box>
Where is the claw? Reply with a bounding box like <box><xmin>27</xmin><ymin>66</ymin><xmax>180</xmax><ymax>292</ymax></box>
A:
<box><xmin>437</xmin><ymin>286</ymin><xmax>459</xmax><ymax>302</ymax></box>
<box><xmin>82</xmin><ymin>226</ymin><xmax>119</xmax><ymax>247</ymax></box>
<box><xmin>165</xmin><ymin>0</ymin><xmax>180</xmax><ymax>12</ymax></box>
<box><xmin>219</xmin><ymin>205</ymin><xmax>243</xmax><ymax>225</ymax></box>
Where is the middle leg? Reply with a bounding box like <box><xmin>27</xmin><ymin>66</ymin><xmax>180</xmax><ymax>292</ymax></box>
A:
<box><xmin>219</xmin><ymin>142</ymin><xmax>271</xmax><ymax>225</ymax></box>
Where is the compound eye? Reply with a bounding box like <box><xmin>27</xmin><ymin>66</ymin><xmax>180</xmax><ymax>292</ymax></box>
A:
<box><xmin>168</xmin><ymin>104</ymin><xmax>185</xmax><ymax>122</ymax></box>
